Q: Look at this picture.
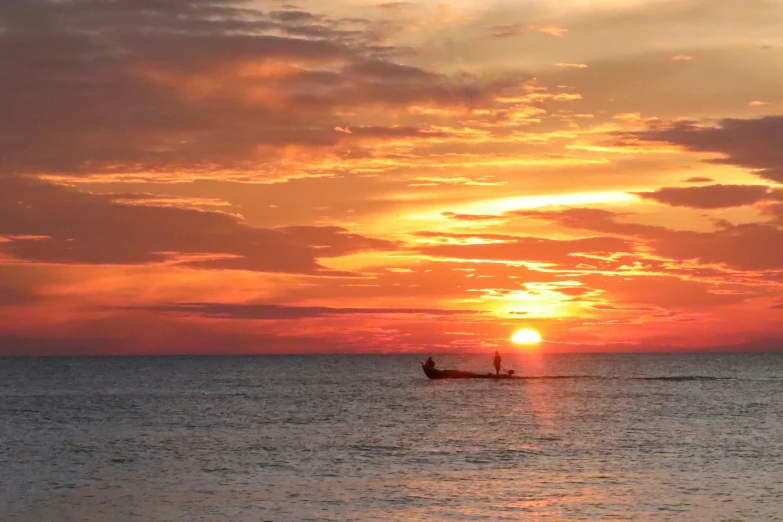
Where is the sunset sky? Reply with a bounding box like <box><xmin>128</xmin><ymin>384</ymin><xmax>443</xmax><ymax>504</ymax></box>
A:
<box><xmin>2</xmin><ymin>0</ymin><xmax>783</xmax><ymax>354</ymax></box>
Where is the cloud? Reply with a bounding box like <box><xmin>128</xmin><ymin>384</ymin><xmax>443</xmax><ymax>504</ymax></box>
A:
<box><xmin>671</xmin><ymin>55</ymin><xmax>694</xmax><ymax>61</ymax></box>
<box><xmin>580</xmin><ymin>273</ymin><xmax>752</xmax><ymax>309</ymax></box>
<box><xmin>269</xmin><ymin>10</ymin><xmax>321</xmax><ymax>24</ymax></box>
<box><xmin>0</xmin><ymin>0</ymin><xmax>531</xmax><ymax>181</ymax></box>
<box><xmin>0</xmin><ymin>177</ymin><xmax>395</xmax><ymax>272</ymax></box>
<box><xmin>489</xmin><ymin>23</ymin><xmax>525</xmax><ymax>39</ymax></box>
<box><xmin>517</xmin><ymin>207</ymin><xmax>783</xmax><ymax>271</ymax></box>
<box><xmin>441</xmin><ymin>211</ymin><xmax>507</xmax><ymax>222</ymax></box>
<box><xmin>489</xmin><ymin>23</ymin><xmax>566</xmax><ymax>39</ymax></box>
<box><xmin>375</xmin><ymin>2</ymin><xmax>413</xmax><ymax>9</ymax></box>
<box><xmin>635</xmin><ymin>184</ymin><xmax>776</xmax><ymax>209</ymax></box>
<box><xmin>528</xmin><ymin>25</ymin><xmax>567</xmax><ymax>37</ymax></box>
<box><xmin>626</xmin><ymin>115</ymin><xmax>783</xmax><ymax>183</ymax></box>
<box><xmin>282</xmin><ymin>259</ymin><xmax>568</xmax><ymax>305</ymax></box>
<box><xmin>134</xmin><ymin>303</ymin><xmax>483</xmax><ymax>319</ymax></box>
<box><xmin>107</xmin><ymin>193</ymin><xmax>232</xmax><ymax>209</ymax></box>
<box><xmin>2</xmin><ymin>0</ymin><xmax>783</xmax><ymax>354</ymax></box>
<box><xmin>416</xmin><ymin>232</ymin><xmax>634</xmax><ymax>267</ymax></box>
<box><xmin>344</xmin><ymin>59</ymin><xmax>437</xmax><ymax>81</ymax></box>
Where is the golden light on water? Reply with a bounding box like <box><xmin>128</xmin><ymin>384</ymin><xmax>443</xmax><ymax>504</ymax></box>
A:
<box><xmin>511</xmin><ymin>329</ymin><xmax>542</xmax><ymax>345</ymax></box>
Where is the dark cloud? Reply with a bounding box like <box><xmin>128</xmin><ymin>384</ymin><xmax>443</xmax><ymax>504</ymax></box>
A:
<box><xmin>759</xmin><ymin>202</ymin><xmax>783</xmax><ymax>225</ymax></box>
<box><xmin>0</xmin><ymin>0</ymin><xmax>521</xmax><ymax>179</ymax></box>
<box><xmin>0</xmin><ymin>177</ymin><xmax>395</xmax><ymax>272</ymax></box>
<box><xmin>0</xmin><ymin>0</ymin><xmax>346</xmax><ymax>175</ymax></box>
<box><xmin>511</xmin><ymin>208</ymin><xmax>648</xmax><ymax>235</ymax></box>
<box><xmin>683</xmin><ymin>176</ymin><xmax>714</xmax><ymax>183</ymax></box>
<box><xmin>517</xmin><ymin>207</ymin><xmax>783</xmax><ymax>271</ymax></box>
<box><xmin>417</xmin><ymin>232</ymin><xmax>634</xmax><ymax>267</ymax></box>
<box><xmin>269</xmin><ymin>10</ymin><xmax>321</xmax><ymax>23</ymax></box>
<box><xmin>346</xmin><ymin>59</ymin><xmax>435</xmax><ymax>81</ymax></box>
<box><xmin>627</xmin><ymin>116</ymin><xmax>783</xmax><ymax>182</ymax></box>
<box><xmin>134</xmin><ymin>303</ymin><xmax>483</xmax><ymax>319</ymax></box>
<box><xmin>635</xmin><ymin>184</ymin><xmax>775</xmax><ymax>209</ymax></box>
<box><xmin>578</xmin><ymin>273</ymin><xmax>754</xmax><ymax>308</ymax></box>
<box><xmin>654</xmin><ymin>221</ymin><xmax>783</xmax><ymax>270</ymax></box>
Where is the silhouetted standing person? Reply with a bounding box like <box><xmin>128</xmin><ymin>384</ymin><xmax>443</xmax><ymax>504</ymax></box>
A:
<box><xmin>493</xmin><ymin>351</ymin><xmax>502</xmax><ymax>375</ymax></box>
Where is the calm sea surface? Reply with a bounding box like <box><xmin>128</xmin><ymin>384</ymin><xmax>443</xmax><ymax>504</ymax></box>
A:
<box><xmin>2</xmin><ymin>353</ymin><xmax>782</xmax><ymax>521</ymax></box>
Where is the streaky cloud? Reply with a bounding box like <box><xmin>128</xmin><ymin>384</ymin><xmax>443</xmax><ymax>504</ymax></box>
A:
<box><xmin>133</xmin><ymin>302</ymin><xmax>484</xmax><ymax>319</ymax></box>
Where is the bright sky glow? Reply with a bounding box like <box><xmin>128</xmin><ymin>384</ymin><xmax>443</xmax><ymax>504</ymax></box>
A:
<box><xmin>1</xmin><ymin>0</ymin><xmax>783</xmax><ymax>354</ymax></box>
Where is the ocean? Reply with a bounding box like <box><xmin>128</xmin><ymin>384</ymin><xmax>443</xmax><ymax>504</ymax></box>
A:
<box><xmin>2</xmin><ymin>353</ymin><xmax>782</xmax><ymax>521</ymax></box>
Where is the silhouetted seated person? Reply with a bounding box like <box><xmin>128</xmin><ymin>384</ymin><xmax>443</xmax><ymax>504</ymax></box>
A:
<box><xmin>423</xmin><ymin>357</ymin><xmax>436</xmax><ymax>371</ymax></box>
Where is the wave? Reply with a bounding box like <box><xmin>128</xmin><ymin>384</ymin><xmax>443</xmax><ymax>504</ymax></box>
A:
<box><xmin>519</xmin><ymin>375</ymin><xmax>740</xmax><ymax>381</ymax></box>
<box><xmin>633</xmin><ymin>376</ymin><xmax>732</xmax><ymax>381</ymax></box>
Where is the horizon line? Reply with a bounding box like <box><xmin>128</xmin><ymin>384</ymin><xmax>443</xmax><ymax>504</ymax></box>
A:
<box><xmin>2</xmin><ymin>349</ymin><xmax>783</xmax><ymax>358</ymax></box>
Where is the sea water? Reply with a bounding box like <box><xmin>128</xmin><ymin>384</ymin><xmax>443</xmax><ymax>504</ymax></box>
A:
<box><xmin>2</xmin><ymin>353</ymin><xmax>782</xmax><ymax>521</ymax></box>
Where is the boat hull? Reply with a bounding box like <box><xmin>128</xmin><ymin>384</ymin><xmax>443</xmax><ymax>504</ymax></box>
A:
<box><xmin>423</xmin><ymin>367</ymin><xmax>521</xmax><ymax>380</ymax></box>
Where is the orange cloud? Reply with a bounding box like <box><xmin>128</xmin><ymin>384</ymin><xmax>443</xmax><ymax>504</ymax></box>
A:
<box><xmin>528</xmin><ymin>25</ymin><xmax>568</xmax><ymax>37</ymax></box>
<box><xmin>489</xmin><ymin>23</ymin><xmax>567</xmax><ymax>39</ymax></box>
<box><xmin>3</xmin><ymin>0</ymin><xmax>783</xmax><ymax>354</ymax></box>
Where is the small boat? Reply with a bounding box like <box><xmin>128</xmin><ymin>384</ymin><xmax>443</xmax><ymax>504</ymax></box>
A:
<box><xmin>422</xmin><ymin>365</ymin><xmax>521</xmax><ymax>380</ymax></box>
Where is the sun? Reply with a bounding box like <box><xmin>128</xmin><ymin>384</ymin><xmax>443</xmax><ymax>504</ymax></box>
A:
<box><xmin>511</xmin><ymin>328</ymin><xmax>542</xmax><ymax>345</ymax></box>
